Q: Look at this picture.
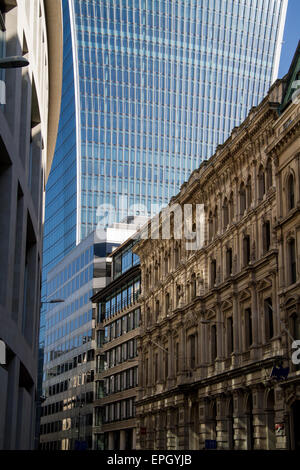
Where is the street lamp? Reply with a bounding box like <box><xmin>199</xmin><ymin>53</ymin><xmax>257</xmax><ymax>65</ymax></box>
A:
<box><xmin>0</xmin><ymin>56</ymin><xmax>29</xmax><ymax>69</ymax></box>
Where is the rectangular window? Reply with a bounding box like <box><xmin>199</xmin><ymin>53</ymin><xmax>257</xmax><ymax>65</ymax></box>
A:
<box><xmin>245</xmin><ymin>308</ymin><xmax>253</xmax><ymax>349</ymax></box>
<box><xmin>227</xmin><ymin>317</ymin><xmax>233</xmax><ymax>355</ymax></box>
<box><xmin>189</xmin><ymin>335</ymin><xmax>196</xmax><ymax>369</ymax></box>
<box><xmin>264</xmin><ymin>298</ymin><xmax>274</xmax><ymax>340</ymax></box>
<box><xmin>211</xmin><ymin>325</ymin><xmax>217</xmax><ymax>361</ymax></box>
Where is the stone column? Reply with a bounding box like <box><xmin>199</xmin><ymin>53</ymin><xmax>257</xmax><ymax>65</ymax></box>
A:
<box><xmin>120</xmin><ymin>430</ymin><xmax>126</xmax><ymax>450</ymax></box>
<box><xmin>252</xmin><ymin>387</ymin><xmax>267</xmax><ymax>450</ymax></box>
<box><xmin>232</xmin><ymin>391</ymin><xmax>248</xmax><ymax>450</ymax></box>
<box><xmin>108</xmin><ymin>431</ymin><xmax>114</xmax><ymax>450</ymax></box>
<box><xmin>146</xmin><ymin>413</ymin><xmax>155</xmax><ymax>449</ymax></box>
<box><xmin>166</xmin><ymin>407</ymin><xmax>176</xmax><ymax>450</ymax></box>
<box><xmin>216</xmin><ymin>395</ymin><xmax>228</xmax><ymax>449</ymax></box>
<box><xmin>157</xmin><ymin>411</ymin><xmax>167</xmax><ymax>449</ymax></box>
<box><xmin>177</xmin><ymin>398</ymin><xmax>189</xmax><ymax>450</ymax></box>
<box><xmin>198</xmin><ymin>397</ymin><xmax>210</xmax><ymax>449</ymax></box>
<box><xmin>132</xmin><ymin>428</ymin><xmax>137</xmax><ymax>449</ymax></box>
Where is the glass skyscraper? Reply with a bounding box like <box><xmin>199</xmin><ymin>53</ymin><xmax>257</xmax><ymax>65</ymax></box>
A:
<box><xmin>43</xmin><ymin>0</ymin><xmax>287</xmax><ymax>276</ymax></box>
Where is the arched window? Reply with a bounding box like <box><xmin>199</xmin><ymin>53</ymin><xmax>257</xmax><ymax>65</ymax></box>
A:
<box><xmin>258</xmin><ymin>165</ymin><xmax>265</xmax><ymax>200</ymax></box>
<box><xmin>287</xmin><ymin>173</ymin><xmax>295</xmax><ymax>211</ymax></box>
<box><xmin>288</xmin><ymin>238</ymin><xmax>296</xmax><ymax>285</ymax></box>
<box><xmin>240</xmin><ymin>182</ymin><xmax>246</xmax><ymax>215</ymax></box>
<box><xmin>266</xmin><ymin>158</ymin><xmax>272</xmax><ymax>190</ymax></box>
<box><xmin>246</xmin><ymin>175</ymin><xmax>252</xmax><ymax>208</ymax></box>
<box><xmin>223</xmin><ymin>197</ymin><xmax>229</xmax><ymax>229</ymax></box>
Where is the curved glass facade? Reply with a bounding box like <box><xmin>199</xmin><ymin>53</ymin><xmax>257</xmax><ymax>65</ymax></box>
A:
<box><xmin>44</xmin><ymin>0</ymin><xmax>287</xmax><ymax>267</ymax></box>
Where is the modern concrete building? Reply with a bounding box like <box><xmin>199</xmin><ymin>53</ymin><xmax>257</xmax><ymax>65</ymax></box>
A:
<box><xmin>0</xmin><ymin>0</ymin><xmax>62</xmax><ymax>450</ymax></box>
<box><xmin>92</xmin><ymin>235</ymin><xmax>141</xmax><ymax>450</ymax></box>
<box><xmin>40</xmin><ymin>219</ymin><xmax>145</xmax><ymax>450</ymax></box>
<box><xmin>134</xmin><ymin>44</ymin><xmax>300</xmax><ymax>450</ymax></box>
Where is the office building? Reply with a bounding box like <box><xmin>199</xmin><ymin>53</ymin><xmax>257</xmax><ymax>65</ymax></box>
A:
<box><xmin>40</xmin><ymin>220</ymin><xmax>144</xmax><ymax>450</ymax></box>
<box><xmin>134</xmin><ymin>43</ymin><xmax>300</xmax><ymax>450</ymax></box>
<box><xmin>92</xmin><ymin>236</ymin><xmax>141</xmax><ymax>450</ymax></box>
<box><xmin>0</xmin><ymin>0</ymin><xmax>62</xmax><ymax>450</ymax></box>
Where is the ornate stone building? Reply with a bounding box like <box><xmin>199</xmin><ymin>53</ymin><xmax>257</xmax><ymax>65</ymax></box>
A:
<box><xmin>134</xmin><ymin>45</ymin><xmax>300</xmax><ymax>450</ymax></box>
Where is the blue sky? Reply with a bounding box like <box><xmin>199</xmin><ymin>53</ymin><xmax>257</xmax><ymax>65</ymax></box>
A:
<box><xmin>278</xmin><ymin>0</ymin><xmax>300</xmax><ymax>77</ymax></box>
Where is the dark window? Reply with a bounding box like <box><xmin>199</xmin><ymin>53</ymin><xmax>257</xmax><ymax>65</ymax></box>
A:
<box><xmin>226</xmin><ymin>248</ymin><xmax>233</xmax><ymax>276</ymax></box>
<box><xmin>264</xmin><ymin>298</ymin><xmax>274</xmax><ymax>340</ymax></box>
<box><xmin>229</xmin><ymin>193</ymin><xmax>234</xmax><ymax>222</ymax></box>
<box><xmin>189</xmin><ymin>334</ymin><xmax>196</xmax><ymax>369</ymax></box>
<box><xmin>154</xmin><ymin>353</ymin><xmax>158</xmax><ymax>382</ymax></box>
<box><xmin>240</xmin><ymin>183</ymin><xmax>246</xmax><ymax>215</ymax></box>
<box><xmin>211</xmin><ymin>259</ymin><xmax>217</xmax><ymax>286</ymax></box>
<box><xmin>243</xmin><ymin>235</ymin><xmax>251</xmax><ymax>266</ymax></box>
<box><xmin>287</xmin><ymin>174</ymin><xmax>295</xmax><ymax>211</ymax></box>
<box><xmin>263</xmin><ymin>221</ymin><xmax>271</xmax><ymax>253</ymax></box>
<box><xmin>223</xmin><ymin>198</ymin><xmax>229</xmax><ymax>228</ymax></box>
<box><xmin>289</xmin><ymin>238</ymin><xmax>296</xmax><ymax>284</ymax></box>
<box><xmin>191</xmin><ymin>274</ymin><xmax>196</xmax><ymax>299</ymax></box>
<box><xmin>155</xmin><ymin>299</ymin><xmax>160</xmax><ymax>319</ymax></box>
<box><xmin>245</xmin><ymin>308</ymin><xmax>253</xmax><ymax>349</ymax></box>
<box><xmin>214</xmin><ymin>206</ymin><xmax>218</xmax><ymax>235</ymax></box>
<box><xmin>266</xmin><ymin>159</ymin><xmax>272</xmax><ymax>189</ymax></box>
<box><xmin>175</xmin><ymin>343</ymin><xmax>179</xmax><ymax>374</ymax></box>
<box><xmin>164</xmin><ymin>348</ymin><xmax>169</xmax><ymax>379</ymax></box>
<box><xmin>208</xmin><ymin>211</ymin><xmax>213</xmax><ymax>241</ymax></box>
<box><xmin>246</xmin><ymin>176</ymin><xmax>252</xmax><ymax>208</ymax></box>
<box><xmin>258</xmin><ymin>166</ymin><xmax>265</xmax><ymax>200</ymax></box>
<box><xmin>227</xmin><ymin>317</ymin><xmax>233</xmax><ymax>355</ymax></box>
<box><xmin>165</xmin><ymin>292</ymin><xmax>170</xmax><ymax>313</ymax></box>
<box><xmin>211</xmin><ymin>325</ymin><xmax>217</xmax><ymax>361</ymax></box>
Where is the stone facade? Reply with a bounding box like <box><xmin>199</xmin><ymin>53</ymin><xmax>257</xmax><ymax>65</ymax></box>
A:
<box><xmin>134</xmin><ymin>49</ymin><xmax>300</xmax><ymax>450</ymax></box>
